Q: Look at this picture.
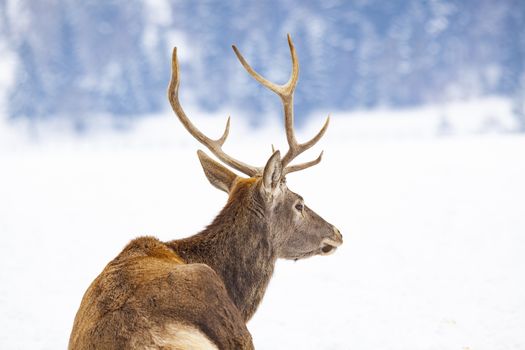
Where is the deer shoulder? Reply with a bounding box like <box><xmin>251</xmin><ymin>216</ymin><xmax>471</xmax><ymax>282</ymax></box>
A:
<box><xmin>69</xmin><ymin>237</ymin><xmax>252</xmax><ymax>349</ymax></box>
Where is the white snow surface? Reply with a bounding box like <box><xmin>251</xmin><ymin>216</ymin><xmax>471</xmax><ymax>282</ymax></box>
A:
<box><xmin>1</xmin><ymin>105</ymin><xmax>524</xmax><ymax>349</ymax></box>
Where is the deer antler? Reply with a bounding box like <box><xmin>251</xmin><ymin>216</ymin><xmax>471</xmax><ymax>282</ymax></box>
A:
<box><xmin>168</xmin><ymin>48</ymin><xmax>260</xmax><ymax>177</ymax></box>
<box><xmin>169</xmin><ymin>35</ymin><xmax>328</xmax><ymax>178</ymax></box>
<box><xmin>232</xmin><ymin>34</ymin><xmax>329</xmax><ymax>175</ymax></box>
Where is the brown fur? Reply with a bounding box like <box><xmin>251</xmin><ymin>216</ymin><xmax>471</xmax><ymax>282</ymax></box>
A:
<box><xmin>69</xmin><ymin>235</ymin><xmax>253</xmax><ymax>349</ymax></box>
<box><xmin>168</xmin><ymin>178</ymin><xmax>274</xmax><ymax>322</ymax></box>
<box><xmin>69</xmin><ymin>179</ymin><xmax>270</xmax><ymax>350</ymax></box>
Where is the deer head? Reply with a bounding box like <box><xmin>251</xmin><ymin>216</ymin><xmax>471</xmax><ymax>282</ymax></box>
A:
<box><xmin>168</xmin><ymin>34</ymin><xmax>342</xmax><ymax>260</ymax></box>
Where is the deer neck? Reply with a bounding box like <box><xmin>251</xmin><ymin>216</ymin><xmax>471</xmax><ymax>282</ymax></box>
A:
<box><xmin>167</xmin><ymin>189</ymin><xmax>276</xmax><ymax>321</ymax></box>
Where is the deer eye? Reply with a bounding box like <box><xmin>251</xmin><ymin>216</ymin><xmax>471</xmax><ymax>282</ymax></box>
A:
<box><xmin>295</xmin><ymin>203</ymin><xmax>304</xmax><ymax>211</ymax></box>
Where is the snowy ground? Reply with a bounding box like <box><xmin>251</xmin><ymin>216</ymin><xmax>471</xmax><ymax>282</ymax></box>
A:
<box><xmin>1</xmin><ymin>106</ymin><xmax>524</xmax><ymax>349</ymax></box>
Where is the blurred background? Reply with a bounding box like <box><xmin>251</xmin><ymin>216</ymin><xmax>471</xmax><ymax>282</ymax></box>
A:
<box><xmin>1</xmin><ymin>1</ymin><xmax>525</xmax><ymax>349</ymax></box>
<box><xmin>0</xmin><ymin>0</ymin><xmax>524</xmax><ymax>130</ymax></box>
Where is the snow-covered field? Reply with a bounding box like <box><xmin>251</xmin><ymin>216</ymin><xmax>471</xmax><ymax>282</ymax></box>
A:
<box><xmin>1</xmin><ymin>106</ymin><xmax>524</xmax><ymax>349</ymax></box>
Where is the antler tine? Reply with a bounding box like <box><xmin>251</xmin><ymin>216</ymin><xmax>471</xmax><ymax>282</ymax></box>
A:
<box><xmin>232</xmin><ymin>34</ymin><xmax>329</xmax><ymax>173</ymax></box>
<box><xmin>232</xmin><ymin>33</ymin><xmax>299</xmax><ymax>97</ymax></box>
<box><xmin>284</xmin><ymin>151</ymin><xmax>324</xmax><ymax>175</ymax></box>
<box><xmin>280</xmin><ymin>114</ymin><xmax>330</xmax><ymax>168</ymax></box>
<box><xmin>168</xmin><ymin>47</ymin><xmax>260</xmax><ymax>177</ymax></box>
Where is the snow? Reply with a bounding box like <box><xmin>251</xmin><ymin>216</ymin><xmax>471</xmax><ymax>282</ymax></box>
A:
<box><xmin>1</xmin><ymin>104</ymin><xmax>524</xmax><ymax>349</ymax></box>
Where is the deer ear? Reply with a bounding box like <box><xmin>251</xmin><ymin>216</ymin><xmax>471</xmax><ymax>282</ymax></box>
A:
<box><xmin>262</xmin><ymin>150</ymin><xmax>283</xmax><ymax>193</ymax></box>
<box><xmin>197</xmin><ymin>150</ymin><xmax>239</xmax><ymax>193</ymax></box>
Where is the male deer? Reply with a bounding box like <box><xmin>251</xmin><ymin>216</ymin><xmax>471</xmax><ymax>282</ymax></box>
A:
<box><xmin>69</xmin><ymin>35</ymin><xmax>342</xmax><ymax>350</ymax></box>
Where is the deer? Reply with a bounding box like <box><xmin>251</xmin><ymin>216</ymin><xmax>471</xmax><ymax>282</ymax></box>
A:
<box><xmin>68</xmin><ymin>34</ymin><xmax>343</xmax><ymax>350</ymax></box>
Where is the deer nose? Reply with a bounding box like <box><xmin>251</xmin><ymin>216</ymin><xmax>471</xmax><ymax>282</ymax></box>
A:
<box><xmin>333</xmin><ymin>226</ymin><xmax>343</xmax><ymax>244</ymax></box>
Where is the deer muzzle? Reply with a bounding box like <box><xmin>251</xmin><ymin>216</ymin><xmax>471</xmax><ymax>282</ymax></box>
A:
<box><xmin>320</xmin><ymin>227</ymin><xmax>343</xmax><ymax>255</ymax></box>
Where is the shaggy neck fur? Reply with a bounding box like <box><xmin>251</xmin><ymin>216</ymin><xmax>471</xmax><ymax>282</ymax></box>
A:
<box><xmin>168</xmin><ymin>180</ymin><xmax>276</xmax><ymax>321</ymax></box>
